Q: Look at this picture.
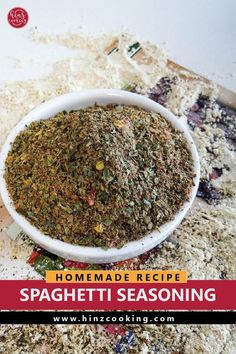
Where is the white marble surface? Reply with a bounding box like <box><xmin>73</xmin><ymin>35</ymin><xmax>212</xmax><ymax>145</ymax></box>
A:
<box><xmin>0</xmin><ymin>0</ymin><xmax>235</xmax><ymax>91</ymax></box>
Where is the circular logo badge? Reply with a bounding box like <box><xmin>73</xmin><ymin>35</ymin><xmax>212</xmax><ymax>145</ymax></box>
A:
<box><xmin>8</xmin><ymin>7</ymin><xmax>29</xmax><ymax>28</ymax></box>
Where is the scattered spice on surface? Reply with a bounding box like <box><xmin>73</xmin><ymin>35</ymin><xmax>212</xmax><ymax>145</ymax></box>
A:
<box><xmin>5</xmin><ymin>104</ymin><xmax>194</xmax><ymax>248</ymax></box>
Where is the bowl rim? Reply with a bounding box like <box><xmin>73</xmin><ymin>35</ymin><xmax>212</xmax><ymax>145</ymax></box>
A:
<box><xmin>0</xmin><ymin>89</ymin><xmax>200</xmax><ymax>263</ymax></box>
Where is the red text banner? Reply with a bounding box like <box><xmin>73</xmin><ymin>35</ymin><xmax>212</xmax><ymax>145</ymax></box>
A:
<box><xmin>0</xmin><ymin>280</ymin><xmax>235</xmax><ymax>310</ymax></box>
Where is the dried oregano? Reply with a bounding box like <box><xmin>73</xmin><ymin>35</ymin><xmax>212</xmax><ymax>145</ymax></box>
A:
<box><xmin>5</xmin><ymin>105</ymin><xmax>194</xmax><ymax>248</ymax></box>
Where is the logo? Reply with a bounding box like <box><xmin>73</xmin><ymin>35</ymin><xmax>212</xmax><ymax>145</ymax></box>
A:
<box><xmin>8</xmin><ymin>7</ymin><xmax>29</xmax><ymax>28</ymax></box>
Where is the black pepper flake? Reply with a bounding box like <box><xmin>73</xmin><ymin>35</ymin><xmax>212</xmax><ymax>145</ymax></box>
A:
<box><xmin>148</xmin><ymin>76</ymin><xmax>176</xmax><ymax>106</ymax></box>
<box><xmin>215</xmin><ymin>102</ymin><xmax>236</xmax><ymax>149</ymax></box>
<box><xmin>197</xmin><ymin>179</ymin><xmax>221</xmax><ymax>204</ymax></box>
<box><xmin>197</xmin><ymin>95</ymin><xmax>210</xmax><ymax>109</ymax></box>
<box><xmin>187</xmin><ymin>95</ymin><xmax>210</xmax><ymax>130</ymax></box>
<box><xmin>219</xmin><ymin>271</ymin><xmax>227</xmax><ymax>279</ymax></box>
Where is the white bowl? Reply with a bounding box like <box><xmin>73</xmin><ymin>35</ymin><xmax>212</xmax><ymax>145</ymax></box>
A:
<box><xmin>0</xmin><ymin>89</ymin><xmax>200</xmax><ymax>263</ymax></box>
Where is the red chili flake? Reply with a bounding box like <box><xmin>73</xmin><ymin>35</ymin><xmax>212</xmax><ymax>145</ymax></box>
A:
<box><xmin>209</xmin><ymin>167</ymin><xmax>223</xmax><ymax>180</ymax></box>
<box><xmin>139</xmin><ymin>251</ymin><xmax>151</xmax><ymax>263</ymax></box>
<box><xmin>87</xmin><ymin>190</ymin><xmax>96</xmax><ymax>206</ymax></box>
<box><xmin>103</xmin><ymin>324</ymin><xmax>126</xmax><ymax>336</ymax></box>
<box><xmin>115</xmin><ymin>259</ymin><xmax>134</xmax><ymax>268</ymax></box>
<box><xmin>63</xmin><ymin>260</ymin><xmax>88</xmax><ymax>269</ymax></box>
<box><xmin>124</xmin><ymin>116</ymin><xmax>130</xmax><ymax>124</ymax></box>
<box><xmin>27</xmin><ymin>250</ymin><xmax>40</xmax><ymax>265</ymax></box>
<box><xmin>138</xmin><ymin>246</ymin><xmax>160</xmax><ymax>264</ymax></box>
<box><xmin>191</xmin><ymin>103</ymin><xmax>200</xmax><ymax>112</ymax></box>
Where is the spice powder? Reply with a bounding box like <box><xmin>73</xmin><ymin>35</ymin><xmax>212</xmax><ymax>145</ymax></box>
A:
<box><xmin>5</xmin><ymin>104</ymin><xmax>194</xmax><ymax>248</ymax></box>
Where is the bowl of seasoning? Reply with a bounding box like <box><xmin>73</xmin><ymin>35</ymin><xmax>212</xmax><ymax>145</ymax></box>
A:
<box><xmin>0</xmin><ymin>89</ymin><xmax>200</xmax><ymax>263</ymax></box>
